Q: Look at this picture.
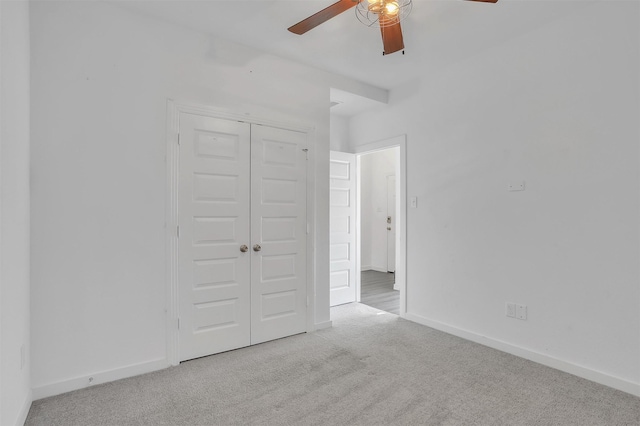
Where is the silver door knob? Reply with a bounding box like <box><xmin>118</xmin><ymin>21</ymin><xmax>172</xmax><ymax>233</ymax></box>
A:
<box><xmin>253</xmin><ymin>244</ymin><xmax>262</xmax><ymax>252</ymax></box>
<box><xmin>240</xmin><ymin>245</ymin><xmax>248</xmax><ymax>253</ymax></box>
<box><xmin>387</xmin><ymin>227</ymin><xmax>391</xmax><ymax>231</ymax></box>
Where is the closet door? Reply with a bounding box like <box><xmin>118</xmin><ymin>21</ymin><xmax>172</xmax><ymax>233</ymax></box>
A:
<box><xmin>178</xmin><ymin>116</ymin><xmax>308</xmax><ymax>360</ymax></box>
<box><xmin>178</xmin><ymin>114</ymin><xmax>251</xmax><ymax>361</ymax></box>
<box><xmin>250</xmin><ymin>125</ymin><xmax>308</xmax><ymax>344</ymax></box>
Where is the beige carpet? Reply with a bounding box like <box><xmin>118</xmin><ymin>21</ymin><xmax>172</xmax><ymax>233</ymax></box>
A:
<box><xmin>26</xmin><ymin>303</ymin><xmax>640</xmax><ymax>425</ymax></box>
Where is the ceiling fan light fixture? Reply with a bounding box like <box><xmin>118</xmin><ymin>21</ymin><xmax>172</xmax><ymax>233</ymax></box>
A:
<box><xmin>288</xmin><ymin>0</ymin><xmax>497</xmax><ymax>57</ymax></box>
<box><xmin>357</xmin><ymin>0</ymin><xmax>412</xmax><ymax>27</ymax></box>
<box><xmin>385</xmin><ymin>2</ymin><xmax>400</xmax><ymax>16</ymax></box>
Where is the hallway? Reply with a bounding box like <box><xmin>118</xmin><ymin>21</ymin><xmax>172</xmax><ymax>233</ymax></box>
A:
<box><xmin>360</xmin><ymin>270</ymin><xmax>399</xmax><ymax>315</ymax></box>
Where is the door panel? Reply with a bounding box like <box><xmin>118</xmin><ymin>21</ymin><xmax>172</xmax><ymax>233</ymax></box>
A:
<box><xmin>251</xmin><ymin>125</ymin><xmax>307</xmax><ymax>344</ymax></box>
<box><xmin>329</xmin><ymin>151</ymin><xmax>357</xmax><ymax>306</ymax></box>
<box><xmin>178</xmin><ymin>114</ymin><xmax>251</xmax><ymax>361</ymax></box>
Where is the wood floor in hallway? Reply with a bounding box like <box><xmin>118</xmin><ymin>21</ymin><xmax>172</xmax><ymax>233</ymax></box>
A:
<box><xmin>360</xmin><ymin>270</ymin><xmax>399</xmax><ymax>315</ymax></box>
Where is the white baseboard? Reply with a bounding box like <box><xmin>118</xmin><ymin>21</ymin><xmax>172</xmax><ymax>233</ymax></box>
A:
<box><xmin>314</xmin><ymin>320</ymin><xmax>332</xmax><ymax>330</ymax></box>
<box><xmin>404</xmin><ymin>312</ymin><xmax>640</xmax><ymax>398</ymax></box>
<box><xmin>360</xmin><ymin>265</ymin><xmax>372</xmax><ymax>271</ymax></box>
<box><xmin>16</xmin><ymin>389</ymin><xmax>32</xmax><ymax>426</ymax></box>
<box><xmin>32</xmin><ymin>358</ymin><xmax>169</xmax><ymax>400</ymax></box>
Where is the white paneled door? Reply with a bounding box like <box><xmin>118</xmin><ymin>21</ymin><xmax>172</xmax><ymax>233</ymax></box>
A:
<box><xmin>178</xmin><ymin>114</ymin><xmax>251</xmax><ymax>361</ymax></box>
<box><xmin>178</xmin><ymin>114</ymin><xmax>307</xmax><ymax>361</ymax></box>
<box><xmin>251</xmin><ymin>125</ymin><xmax>308</xmax><ymax>344</ymax></box>
<box><xmin>329</xmin><ymin>151</ymin><xmax>357</xmax><ymax>306</ymax></box>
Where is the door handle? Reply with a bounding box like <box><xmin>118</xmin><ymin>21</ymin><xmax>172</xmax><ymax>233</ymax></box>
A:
<box><xmin>387</xmin><ymin>227</ymin><xmax>391</xmax><ymax>231</ymax></box>
<box><xmin>240</xmin><ymin>245</ymin><xmax>248</xmax><ymax>253</ymax></box>
<box><xmin>253</xmin><ymin>244</ymin><xmax>262</xmax><ymax>252</ymax></box>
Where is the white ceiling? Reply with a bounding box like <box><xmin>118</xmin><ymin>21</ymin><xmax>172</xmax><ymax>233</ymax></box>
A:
<box><xmin>117</xmin><ymin>0</ymin><xmax>592</xmax><ymax>115</ymax></box>
<box><xmin>329</xmin><ymin>88</ymin><xmax>387</xmax><ymax>117</ymax></box>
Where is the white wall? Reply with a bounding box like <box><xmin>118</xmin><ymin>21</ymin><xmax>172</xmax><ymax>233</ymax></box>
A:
<box><xmin>0</xmin><ymin>0</ymin><xmax>31</xmax><ymax>423</ymax></box>
<box><xmin>329</xmin><ymin>114</ymin><xmax>350</xmax><ymax>152</ymax></box>
<box><xmin>360</xmin><ymin>149</ymin><xmax>397</xmax><ymax>272</ymax></box>
<box><xmin>30</xmin><ymin>0</ymin><xmax>380</xmax><ymax>398</ymax></box>
<box><xmin>350</xmin><ymin>2</ymin><xmax>640</xmax><ymax>394</ymax></box>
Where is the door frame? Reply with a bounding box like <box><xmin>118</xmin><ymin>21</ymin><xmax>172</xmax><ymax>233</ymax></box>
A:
<box><xmin>165</xmin><ymin>100</ymin><xmax>316</xmax><ymax>366</ymax></box>
<box><xmin>354</xmin><ymin>135</ymin><xmax>407</xmax><ymax>316</ymax></box>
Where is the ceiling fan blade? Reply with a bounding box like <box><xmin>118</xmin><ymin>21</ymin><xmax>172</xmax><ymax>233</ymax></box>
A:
<box><xmin>380</xmin><ymin>15</ymin><xmax>404</xmax><ymax>55</ymax></box>
<box><xmin>288</xmin><ymin>0</ymin><xmax>359</xmax><ymax>35</ymax></box>
<box><xmin>465</xmin><ymin>0</ymin><xmax>499</xmax><ymax>3</ymax></box>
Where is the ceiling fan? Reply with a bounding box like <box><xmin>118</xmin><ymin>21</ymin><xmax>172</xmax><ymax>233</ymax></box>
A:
<box><xmin>288</xmin><ymin>0</ymin><xmax>499</xmax><ymax>56</ymax></box>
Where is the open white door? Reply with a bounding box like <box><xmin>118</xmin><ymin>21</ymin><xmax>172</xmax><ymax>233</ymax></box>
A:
<box><xmin>329</xmin><ymin>151</ymin><xmax>357</xmax><ymax>306</ymax></box>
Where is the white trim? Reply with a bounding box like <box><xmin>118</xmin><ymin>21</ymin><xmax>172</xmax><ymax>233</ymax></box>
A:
<box><xmin>353</xmin><ymin>135</ymin><xmax>406</xmax><ymax>155</ymax></box>
<box><xmin>305</xmin><ymin>128</ymin><xmax>317</xmax><ymax>333</ymax></box>
<box><xmin>166</xmin><ymin>100</ymin><xmax>317</xmax><ymax>363</ymax></box>
<box><xmin>314</xmin><ymin>320</ymin><xmax>333</xmax><ymax>331</ymax></box>
<box><xmin>32</xmin><ymin>358</ymin><xmax>168</xmax><ymax>400</ymax></box>
<box><xmin>355</xmin><ymin>155</ymin><xmax>362</xmax><ymax>303</ymax></box>
<box><xmin>165</xmin><ymin>100</ymin><xmax>180</xmax><ymax>366</ymax></box>
<box><xmin>354</xmin><ymin>135</ymin><xmax>407</xmax><ymax>317</ymax></box>
<box><xmin>15</xmin><ymin>390</ymin><xmax>32</xmax><ymax>426</ymax></box>
<box><xmin>167</xmin><ymin>101</ymin><xmax>314</xmax><ymax>134</ymax></box>
<box><xmin>404</xmin><ymin>312</ymin><xmax>640</xmax><ymax>398</ymax></box>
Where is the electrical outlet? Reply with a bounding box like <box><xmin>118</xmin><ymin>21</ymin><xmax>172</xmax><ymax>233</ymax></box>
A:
<box><xmin>506</xmin><ymin>302</ymin><xmax>516</xmax><ymax>318</ymax></box>
<box><xmin>508</xmin><ymin>181</ymin><xmax>525</xmax><ymax>191</ymax></box>
<box><xmin>516</xmin><ymin>304</ymin><xmax>527</xmax><ymax>320</ymax></box>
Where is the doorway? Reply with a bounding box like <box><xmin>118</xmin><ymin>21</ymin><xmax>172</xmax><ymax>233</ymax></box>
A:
<box><xmin>358</xmin><ymin>147</ymin><xmax>399</xmax><ymax>315</ymax></box>
<box><xmin>329</xmin><ymin>135</ymin><xmax>407</xmax><ymax>316</ymax></box>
